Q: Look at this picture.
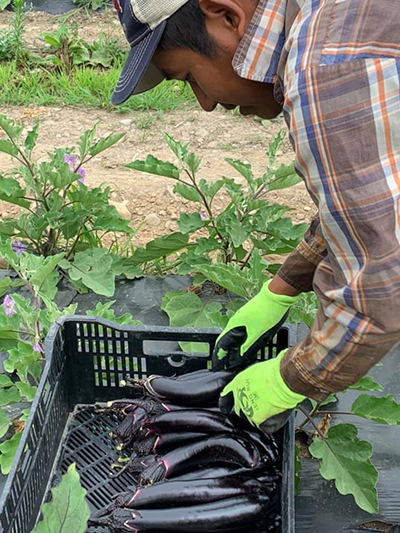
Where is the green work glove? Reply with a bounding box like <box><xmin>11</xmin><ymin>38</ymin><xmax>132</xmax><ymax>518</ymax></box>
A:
<box><xmin>219</xmin><ymin>350</ymin><xmax>306</xmax><ymax>432</ymax></box>
<box><xmin>212</xmin><ymin>280</ymin><xmax>300</xmax><ymax>371</ymax></box>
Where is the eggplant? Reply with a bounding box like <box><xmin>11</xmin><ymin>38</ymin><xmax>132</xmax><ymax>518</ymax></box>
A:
<box><xmin>104</xmin><ymin>477</ymin><xmax>269</xmax><ymax>513</ymax></box>
<box><xmin>142</xmin><ymin>409</ymin><xmax>238</xmax><ymax>436</ymax></box>
<box><xmin>244</xmin><ymin>431</ymin><xmax>280</xmax><ymax>466</ymax></box>
<box><xmin>134</xmin><ymin>432</ymin><xmax>207</xmax><ymax>456</ymax></box>
<box><xmin>129</xmin><ymin>370</ymin><xmax>235</xmax><ymax>406</ymax></box>
<box><xmin>137</xmin><ymin>435</ymin><xmax>261</xmax><ymax>486</ymax></box>
<box><xmin>94</xmin><ymin>494</ymin><xmax>275</xmax><ymax>532</ymax></box>
<box><xmin>174</xmin><ymin>369</ymin><xmax>210</xmax><ymax>381</ymax></box>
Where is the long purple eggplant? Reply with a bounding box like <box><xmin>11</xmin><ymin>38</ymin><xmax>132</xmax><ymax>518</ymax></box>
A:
<box><xmin>142</xmin><ymin>409</ymin><xmax>238</xmax><ymax>436</ymax></box>
<box><xmin>174</xmin><ymin>369</ymin><xmax>210</xmax><ymax>381</ymax></box>
<box><xmin>175</xmin><ymin>465</ymin><xmax>281</xmax><ymax>484</ymax></box>
<box><xmin>129</xmin><ymin>370</ymin><xmax>235</xmax><ymax>406</ymax></box>
<box><xmin>134</xmin><ymin>432</ymin><xmax>207</xmax><ymax>456</ymax></box>
<box><xmin>94</xmin><ymin>494</ymin><xmax>274</xmax><ymax>532</ymax></box>
<box><xmin>244</xmin><ymin>431</ymin><xmax>280</xmax><ymax>466</ymax></box>
<box><xmin>104</xmin><ymin>477</ymin><xmax>269</xmax><ymax>514</ymax></box>
<box><xmin>137</xmin><ymin>435</ymin><xmax>261</xmax><ymax>486</ymax></box>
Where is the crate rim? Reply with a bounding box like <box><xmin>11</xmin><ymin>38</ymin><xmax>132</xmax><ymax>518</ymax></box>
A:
<box><xmin>0</xmin><ymin>316</ymin><xmax>297</xmax><ymax>530</ymax></box>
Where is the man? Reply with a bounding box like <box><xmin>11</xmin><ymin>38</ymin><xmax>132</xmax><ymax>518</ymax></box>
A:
<box><xmin>113</xmin><ymin>0</ymin><xmax>400</xmax><ymax>433</ymax></box>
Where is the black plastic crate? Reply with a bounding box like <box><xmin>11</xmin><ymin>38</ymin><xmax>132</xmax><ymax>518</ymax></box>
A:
<box><xmin>0</xmin><ymin>316</ymin><xmax>296</xmax><ymax>533</ymax></box>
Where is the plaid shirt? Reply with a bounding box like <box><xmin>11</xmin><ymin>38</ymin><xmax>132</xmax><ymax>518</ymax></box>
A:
<box><xmin>233</xmin><ymin>0</ymin><xmax>400</xmax><ymax>400</ymax></box>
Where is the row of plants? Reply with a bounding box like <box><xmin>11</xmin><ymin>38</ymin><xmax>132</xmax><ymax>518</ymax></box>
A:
<box><xmin>0</xmin><ymin>0</ymin><xmax>195</xmax><ymax>111</ymax></box>
<box><xmin>0</xmin><ymin>114</ymin><xmax>399</xmax><ymax>520</ymax></box>
<box><xmin>0</xmin><ymin>0</ymin><xmax>126</xmax><ymax>69</ymax></box>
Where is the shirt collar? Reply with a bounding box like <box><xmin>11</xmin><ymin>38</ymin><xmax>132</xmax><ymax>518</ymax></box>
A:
<box><xmin>232</xmin><ymin>0</ymin><xmax>287</xmax><ymax>83</ymax></box>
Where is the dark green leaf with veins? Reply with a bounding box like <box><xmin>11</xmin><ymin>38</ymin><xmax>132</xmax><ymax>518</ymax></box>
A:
<box><xmin>309</xmin><ymin>423</ymin><xmax>379</xmax><ymax>514</ymax></box>
<box><xmin>32</xmin><ymin>463</ymin><xmax>91</xmax><ymax>533</ymax></box>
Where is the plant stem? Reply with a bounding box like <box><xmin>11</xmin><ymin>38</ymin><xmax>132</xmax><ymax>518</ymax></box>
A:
<box><xmin>182</xmin><ymin>169</ymin><xmax>226</xmax><ymax>246</ymax></box>
<box><xmin>298</xmin><ymin>405</ymin><xmax>328</xmax><ymax>442</ymax></box>
<box><xmin>298</xmin><ymin>402</ymin><xmax>321</xmax><ymax>430</ymax></box>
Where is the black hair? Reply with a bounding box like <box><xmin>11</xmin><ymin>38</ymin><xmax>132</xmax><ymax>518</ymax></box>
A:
<box><xmin>158</xmin><ymin>0</ymin><xmax>217</xmax><ymax>57</ymax></box>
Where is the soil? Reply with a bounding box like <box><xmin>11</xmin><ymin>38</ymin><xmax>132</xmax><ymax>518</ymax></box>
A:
<box><xmin>0</xmin><ymin>8</ymin><xmax>317</xmax><ymax>248</ymax></box>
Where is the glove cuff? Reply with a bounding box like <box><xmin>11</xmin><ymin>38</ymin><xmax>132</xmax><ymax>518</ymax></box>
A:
<box><xmin>262</xmin><ymin>280</ymin><xmax>301</xmax><ymax>307</ymax></box>
<box><xmin>272</xmin><ymin>350</ymin><xmax>306</xmax><ymax>407</ymax></box>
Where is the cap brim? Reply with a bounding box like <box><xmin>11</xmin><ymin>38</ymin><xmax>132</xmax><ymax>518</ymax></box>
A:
<box><xmin>112</xmin><ymin>21</ymin><xmax>166</xmax><ymax>105</ymax></box>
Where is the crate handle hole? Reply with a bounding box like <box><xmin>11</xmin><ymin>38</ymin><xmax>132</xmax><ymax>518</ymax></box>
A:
<box><xmin>167</xmin><ymin>355</ymin><xmax>187</xmax><ymax>368</ymax></box>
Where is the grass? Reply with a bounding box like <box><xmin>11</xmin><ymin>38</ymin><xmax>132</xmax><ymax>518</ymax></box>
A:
<box><xmin>0</xmin><ymin>61</ymin><xmax>197</xmax><ymax>112</ymax></box>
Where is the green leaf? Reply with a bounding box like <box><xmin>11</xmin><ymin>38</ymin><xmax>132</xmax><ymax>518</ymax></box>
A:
<box><xmin>0</xmin><ymin>386</ymin><xmax>21</xmax><ymax>406</ymax></box>
<box><xmin>5</xmin><ymin>342</ymin><xmax>41</xmax><ymax>382</ymax></box>
<box><xmin>127</xmin><ymin>233</ymin><xmax>189</xmax><ymax>265</ymax></box>
<box><xmin>60</xmin><ymin>249</ymin><xmax>115</xmax><ymax>297</ymax></box>
<box><xmin>266</xmin><ymin>218</ymin><xmax>308</xmax><ymax>246</ymax></box>
<box><xmin>162</xmin><ymin>291</ymin><xmax>222</xmax><ymax>353</ymax></box>
<box><xmin>310</xmin><ymin>394</ymin><xmax>337</xmax><ymax>409</ymax></box>
<box><xmin>173</xmin><ymin>182</ymin><xmax>202</xmax><ymax>203</ymax></box>
<box><xmin>86</xmin><ymin>301</ymin><xmax>141</xmax><ymax>326</ymax></box>
<box><xmin>248</xmin><ymin>249</ymin><xmax>268</xmax><ymax>295</ymax></box>
<box><xmin>295</xmin><ymin>444</ymin><xmax>301</xmax><ymax>496</ymax></box>
<box><xmin>267</xmin><ymin>131</ymin><xmax>285</xmax><ymax>163</ymax></box>
<box><xmin>16</xmin><ymin>382</ymin><xmax>37</xmax><ymax>401</ymax></box>
<box><xmin>127</xmin><ymin>155</ymin><xmax>180</xmax><ymax>179</ymax></box>
<box><xmin>309</xmin><ymin>424</ymin><xmax>379</xmax><ymax>514</ymax></box>
<box><xmin>267</xmin><ymin>163</ymin><xmax>302</xmax><ymax>191</ymax></box>
<box><xmin>32</xmin><ymin>463</ymin><xmax>91</xmax><ymax>533</ymax></box>
<box><xmin>289</xmin><ymin>292</ymin><xmax>319</xmax><ymax>328</ymax></box>
<box><xmin>194</xmin><ymin>237</ymin><xmax>220</xmax><ymax>256</ymax></box>
<box><xmin>185</xmin><ymin>152</ymin><xmax>201</xmax><ymax>173</ymax></box>
<box><xmin>226</xmin><ymin>159</ymin><xmax>254</xmax><ymax>185</ymax></box>
<box><xmin>226</xmin><ymin>299</ymin><xmax>245</xmax><ymax>319</ymax></box>
<box><xmin>78</xmin><ymin>123</ymin><xmax>98</xmax><ymax>160</ymax></box>
<box><xmin>0</xmin><ymin>375</ymin><xmax>13</xmax><ymax>388</ymax></box>
<box><xmin>0</xmin><ymin>177</ymin><xmax>30</xmax><ymax>209</ymax></box>
<box><xmin>24</xmin><ymin>123</ymin><xmax>39</xmax><ymax>155</ymax></box>
<box><xmin>196</xmin><ymin>263</ymin><xmax>250</xmax><ymax>299</ymax></box>
<box><xmin>351</xmin><ymin>394</ymin><xmax>400</xmax><ymax>425</ymax></box>
<box><xmin>25</xmin><ymin>253</ymin><xmax>64</xmax><ymax>297</ymax></box>
<box><xmin>0</xmin><ymin>114</ymin><xmax>23</xmax><ymax>141</ymax></box>
<box><xmin>198</xmin><ymin>179</ymin><xmax>224</xmax><ymax>200</ymax></box>
<box><xmin>89</xmin><ymin>133</ymin><xmax>125</xmax><ymax>157</ymax></box>
<box><xmin>0</xmin><ymin>432</ymin><xmax>22</xmax><ymax>475</ymax></box>
<box><xmin>0</xmin><ymin>0</ymin><xmax>12</xmax><ymax>10</ymax></box>
<box><xmin>178</xmin><ymin>213</ymin><xmax>205</xmax><ymax>234</ymax></box>
<box><xmin>349</xmin><ymin>377</ymin><xmax>384</xmax><ymax>392</ymax></box>
<box><xmin>0</xmin><ymin>409</ymin><xmax>10</xmax><ymax>439</ymax></box>
<box><xmin>0</xmin><ymin>140</ymin><xmax>19</xmax><ymax>158</ymax></box>
<box><xmin>222</xmin><ymin>212</ymin><xmax>252</xmax><ymax>248</ymax></box>
<box><xmin>162</xmin><ymin>133</ymin><xmax>189</xmax><ymax>162</ymax></box>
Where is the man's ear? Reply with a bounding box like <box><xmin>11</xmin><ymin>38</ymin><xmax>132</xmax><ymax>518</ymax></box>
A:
<box><xmin>199</xmin><ymin>0</ymin><xmax>248</xmax><ymax>39</ymax></box>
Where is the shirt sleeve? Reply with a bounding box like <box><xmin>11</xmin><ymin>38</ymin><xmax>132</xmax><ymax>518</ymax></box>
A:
<box><xmin>277</xmin><ymin>215</ymin><xmax>327</xmax><ymax>292</ymax></box>
<box><xmin>280</xmin><ymin>58</ymin><xmax>400</xmax><ymax>401</ymax></box>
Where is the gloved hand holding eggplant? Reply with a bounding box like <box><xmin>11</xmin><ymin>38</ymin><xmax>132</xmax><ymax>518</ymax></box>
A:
<box><xmin>91</xmin><ymin>369</ymin><xmax>283</xmax><ymax>532</ymax></box>
<box><xmin>213</xmin><ymin>280</ymin><xmax>307</xmax><ymax>434</ymax></box>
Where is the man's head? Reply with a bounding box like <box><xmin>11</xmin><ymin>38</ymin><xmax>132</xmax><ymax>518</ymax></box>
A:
<box><xmin>113</xmin><ymin>0</ymin><xmax>282</xmax><ymax>119</ymax></box>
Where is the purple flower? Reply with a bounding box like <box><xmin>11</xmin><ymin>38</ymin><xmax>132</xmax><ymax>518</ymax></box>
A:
<box><xmin>64</xmin><ymin>153</ymin><xmax>79</xmax><ymax>168</ymax></box>
<box><xmin>3</xmin><ymin>295</ymin><xmax>16</xmax><ymax>318</ymax></box>
<box><xmin>11</xmin><ymin>241</ymin><xmax>28</xmax><ymax>256</ymax></box>
<box><xmin>77</xmin><ymin>167</ymin><xmax>86</xmax><ymax>183</ymax></box>
<box><xmin>33</xmin><ymin>343</ymin><xmax>44</xmax><ymax>354</ymax></box>
<box><xmin>200</xmin><ymin>212</ymin><xmax>207</xmax><ymax>221</ymax></box>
